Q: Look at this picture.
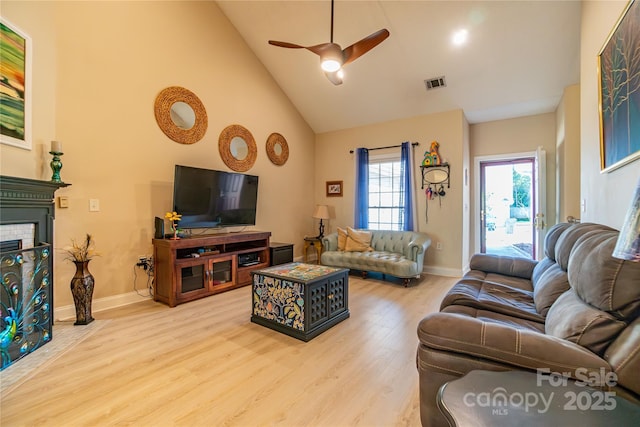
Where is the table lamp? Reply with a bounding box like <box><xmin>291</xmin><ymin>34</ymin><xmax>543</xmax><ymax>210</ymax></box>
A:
<box><xmin>613</xmin><ymin>178</ymin><xmax>640</xmax><ymax>261</ymax></box>
<box><xmin>313</xmin><ymin>205</ymin><xmax>330</xmax><ymax>238</ymax></box>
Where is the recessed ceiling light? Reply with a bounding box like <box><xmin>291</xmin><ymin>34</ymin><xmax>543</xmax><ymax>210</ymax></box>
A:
<box><xmin>452</xmin><ymin>29</ymin><xmax>468</xmax><ymax>46</ymax></box>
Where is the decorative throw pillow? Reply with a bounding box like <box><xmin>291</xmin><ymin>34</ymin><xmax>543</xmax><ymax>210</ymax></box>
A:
<box><xmin>345</xmin><ymin>227</ymin><xmax>373</xmax><ymax>252</ymax></box>
<box><xmin>337</xmin><ymin>227</ymin><xmax>348</xmax><ymax>251</ymax></box>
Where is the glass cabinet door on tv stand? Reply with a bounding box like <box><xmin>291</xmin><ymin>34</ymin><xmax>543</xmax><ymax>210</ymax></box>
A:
<box><xmin>209</xmin><ymin>254</ymin><xmax>235</xmax><ymax>289</ymax></box>
<box><xmin>175</xmin><ymin>255</ymin><xmax>237</xmax><ymax>300</ymax></box>
<box><xmin>177</xmin><ymin>259</ymin><xmax>207</xmax><ymax>297</ymax></box>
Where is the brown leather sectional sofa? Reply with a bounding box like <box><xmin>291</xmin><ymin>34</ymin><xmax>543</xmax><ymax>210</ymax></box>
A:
<box><xmin>416</xmin><ymin>222</ymin><xmax>640</xmax><ymax>426</ymax></box>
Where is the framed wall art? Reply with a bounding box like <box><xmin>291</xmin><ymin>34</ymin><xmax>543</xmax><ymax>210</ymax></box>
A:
<box><xmin>598</xmin><ymin>0</ymin><xmax>640</xmax><ymax>172</ymax></box>
<box><xmin>326</xmin><ymin>181</ymin><xmax>343</xmax><ymax>197</ymax></box>
<box><xmin>0</xmin><ymin>18</ymin><xmax>32</xmax><ymax>150</ymax></box>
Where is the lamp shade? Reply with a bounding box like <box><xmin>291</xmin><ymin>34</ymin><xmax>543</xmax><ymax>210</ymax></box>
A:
<box><xmin>613</xmin><ymin>178</ymin><xmax>640</xmax><ymax>261</ymax></box>
<box><xmin>313</xmin><ymin>205</ymin><xmax>330</xmax><ymax>220</ymax></box>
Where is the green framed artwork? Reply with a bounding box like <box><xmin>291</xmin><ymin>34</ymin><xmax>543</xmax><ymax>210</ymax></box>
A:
<box><xmin>598</xmin><ymin>0</ymin><xmax>640</xmax><ymax>173</ymax></box>
<box><xmin>0</xmin><ymin>18</ymin><xmax>31</xmax><ymax>150</ymax></box>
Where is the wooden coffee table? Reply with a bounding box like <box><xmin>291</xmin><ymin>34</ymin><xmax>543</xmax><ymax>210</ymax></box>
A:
<box><xmin>251</xmin><ymin>262</ymin><xmax>349</xmax><ymax>341</ymax></box>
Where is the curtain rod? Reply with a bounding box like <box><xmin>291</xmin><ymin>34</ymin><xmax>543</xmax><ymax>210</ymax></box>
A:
<box><xmin>349</xmin><ymin>142</ymin><xmax>419</xmax><ymax>153</ymax></box>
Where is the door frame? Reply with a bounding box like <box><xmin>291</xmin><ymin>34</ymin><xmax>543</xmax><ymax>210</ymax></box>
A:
<box><xmin>474</xmin><ymin>150</ymin><xmax>546</xmax><ymax>258</ymax></box>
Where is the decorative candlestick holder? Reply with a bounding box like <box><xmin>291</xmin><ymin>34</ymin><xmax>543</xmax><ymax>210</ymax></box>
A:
<box><xmin>49</xmin><ymin>151</ymin><xmax>63</xmax><ymax>183</ymax></box>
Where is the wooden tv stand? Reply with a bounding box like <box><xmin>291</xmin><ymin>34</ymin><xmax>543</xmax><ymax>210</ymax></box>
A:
<box><xmin>152</xmin><ymin>231</ymin><xmax>271</xmax><ymax>307</ymax></box>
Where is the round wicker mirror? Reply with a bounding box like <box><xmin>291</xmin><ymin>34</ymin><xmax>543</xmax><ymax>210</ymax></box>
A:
<box><xmin>218</xmin><ymin>124</ymin><xmax>257</xmax><ymax>172</ymax></box>
<box><xmin>154</xmin><ymin>86</ymin><xmax>207</xmax><ymax>144</ymax></box>
<box><xmin>266</xmin><ymin>132</ymin><xmax>289</xmax><ymax>166</ymax></box>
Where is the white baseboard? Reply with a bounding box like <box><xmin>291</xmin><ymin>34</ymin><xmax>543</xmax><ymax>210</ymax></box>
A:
<box><xmin>423</xmin><ymin>266</ymin><xmax>462</xmax><ymax>277</ymax></box>
<box><xmin>55</xmin><ymin>291</ymin><xmax>152</xmax><ymax>322</ymax></box>
<box><xmin>52</xmin><ymin>264</ymin><xmax>457</xmax><ymax>321</ymax></box>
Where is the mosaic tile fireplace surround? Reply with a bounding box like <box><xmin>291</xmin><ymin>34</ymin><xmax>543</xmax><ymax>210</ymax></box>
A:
<box><xmin>0</xmin><ymin>175</ymin><xmax>67</xmax><ymax>370</ymax></box>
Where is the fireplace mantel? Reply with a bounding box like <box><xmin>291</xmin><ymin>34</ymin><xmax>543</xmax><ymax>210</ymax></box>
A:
<box><xmin>0</xmin><ymin>175</ymin><xmax>70</xmax><ymax>245</ymax></box>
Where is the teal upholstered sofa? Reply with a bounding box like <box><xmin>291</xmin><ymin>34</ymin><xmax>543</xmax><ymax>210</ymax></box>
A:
<box><xmin>320</xmin><ymin>230</ymin><xmax>431</xmax><ymax>286</ymax></box>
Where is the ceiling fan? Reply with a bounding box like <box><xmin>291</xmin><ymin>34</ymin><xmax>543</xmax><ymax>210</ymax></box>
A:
<box><xmin>268</xmin><ymin>0</ymin><xmax>390</xmax><ymax>85</ymax></box>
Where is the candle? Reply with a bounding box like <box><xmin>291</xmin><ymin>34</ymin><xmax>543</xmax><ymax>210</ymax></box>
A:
<box><xmin>51</xmin><ymin>140</ymin><xmax>62</xmax><ymax>153</ymax></box>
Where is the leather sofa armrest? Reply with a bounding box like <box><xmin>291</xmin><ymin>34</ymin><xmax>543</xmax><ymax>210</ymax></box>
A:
<box><xmin>469</xmin><ymin>253</ymin><xmax>537</xmax><ymax>279</ymax></box>
<box><xmin>417</xmin><ymin>312</ymin><xmax>610</xmax><ymax>377</ymax></box>
<box><xmin>322</xmin><ymin>233</ymin><xmax>338</xmax><ymax>251</ymax></box>
<box><xmin>407</xmin><ymin>234</ymin><xmax>431</xmax><ymax>261</ymax></box>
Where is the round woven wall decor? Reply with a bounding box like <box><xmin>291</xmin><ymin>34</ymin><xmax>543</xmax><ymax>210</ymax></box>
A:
<box><xmin>218</xmin><ymin>124</ymin><xmax>257</xmax><ymax>172</ymax></box>
<box><xmin>154</xmin><ymin>86</ymin><xmax>208</xmax><ymax>144</ymax></box>
<box><xmin>266</xmin><ymin>132</ymin><xmax>289</xmax><ymax>166</ymax></box>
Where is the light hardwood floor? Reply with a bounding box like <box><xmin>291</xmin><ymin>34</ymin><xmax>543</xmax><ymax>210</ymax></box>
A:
<box><xmin>1</xmin><ymin>273</ymin><xmax>456</xmax><ymax>427</ymax></box>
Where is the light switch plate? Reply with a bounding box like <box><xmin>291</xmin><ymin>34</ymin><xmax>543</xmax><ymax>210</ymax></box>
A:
<box><xmin>58</xmin><ymin>196</ymin><xmax>69</xmax><ymax>208</ymax></box>
<box><xmin>89</xmin><ymin>199</ymin><xmax>100</xmax><ymax>212</ymax></box>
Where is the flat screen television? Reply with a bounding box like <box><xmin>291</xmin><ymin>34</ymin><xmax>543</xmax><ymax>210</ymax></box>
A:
<box><xmin>172</xmin><ymin>165</ymin><xmax>259</xmax><ymax>229</ymax></box>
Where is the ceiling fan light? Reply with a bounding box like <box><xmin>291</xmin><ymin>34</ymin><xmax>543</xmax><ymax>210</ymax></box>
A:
<box><xmin>320</xmin><ymin>44</ymin><xmax>343</xmax><ymax>72</ymax></box>
<box><xmin>321</xmin><ymin>57</ymin><xmax>342</xmax><ymax>72</ymax></box>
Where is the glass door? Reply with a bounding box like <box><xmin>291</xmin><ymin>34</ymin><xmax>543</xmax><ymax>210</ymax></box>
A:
<box><xmin>479</xmin><ymin>158</ymin><xmax>536</xmax><ymax>259</ymax></box>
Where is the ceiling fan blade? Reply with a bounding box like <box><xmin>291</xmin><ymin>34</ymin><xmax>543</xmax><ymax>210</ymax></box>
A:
<box><xmin>268</xmin><ymin>40</ymin><xmax>306</xmax><ymax>49</ymax></box>
<box><xmin>324</xmin><ymin>71</ymin><xmax>343</xmax><ymax>85</ymax></box>
<box><xmin>342</xmin><ymin>29</ymin><xmax>390</xmax><ymax>66</ymax></box>
<box><xmin>269</xmin><ymin>40</ymin><xmax>334</xmax><ymax>58</ymax></box>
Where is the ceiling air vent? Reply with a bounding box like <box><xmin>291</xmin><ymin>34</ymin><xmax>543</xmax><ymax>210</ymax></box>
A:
<box><xmin>424</xmin><ymin>76</ymin><xmax>447</xmax><ymax>90</ymax></box>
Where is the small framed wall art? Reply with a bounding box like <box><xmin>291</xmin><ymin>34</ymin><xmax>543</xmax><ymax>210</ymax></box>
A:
<box><xmin>326</xmin><ymin>181</ymin><xmax>343</xmax><ymax>197</ymax></box>
<box><xmin>0</xmin><ymin>18</ymin><xmax>32</xmax><ymax>150</ymax></box>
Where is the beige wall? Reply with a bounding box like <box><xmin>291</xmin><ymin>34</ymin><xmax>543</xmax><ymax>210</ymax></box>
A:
<box><xmin>581</xmin><ymin>1</ymin><xmax>640</xmax><ymax>226</ymax></box>
<box><xmin>2</xmin><ymin>0</ymin><xmax>632</xmax><ymax>314</ymax></box>
<box><xmin>556</xmin><ymin>84</ymin><xmax>581</xmax><ymax>223</ymax></box>
<box><xmin>469</xmin><ymin>113</ymin><xmax>558</xmax><ymax>253</ymax></box>
<box><xmin>1</xmin><ymin>1</ymin><xmax>316</xmax><ymax>314</ymax></box>
<box><xmin>461</xmin><ymin>117</ymin><xmax>471</xmax><ymax>268</ymax></box>
<box><xmin>0</xmin><ymin>2</ymin><xmax>57</xmax><ymax>178</ymax></box>
<box><xmin>316</xmin><ymin>110</ymin><xmax>467</xmax><ymax>275</ymax></box>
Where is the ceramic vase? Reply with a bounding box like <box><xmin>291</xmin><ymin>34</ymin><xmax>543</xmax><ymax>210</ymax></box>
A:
<box><xmin>70</xmin><ymin>260</ymin><xmax>95</xmax><ymax>325</ymax></box>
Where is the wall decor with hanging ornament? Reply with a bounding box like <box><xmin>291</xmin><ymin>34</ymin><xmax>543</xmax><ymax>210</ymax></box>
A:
<box><xmin>420</xmin><ymin>141</ymin><xmax>450</xmax><ymax>222</ymax></box>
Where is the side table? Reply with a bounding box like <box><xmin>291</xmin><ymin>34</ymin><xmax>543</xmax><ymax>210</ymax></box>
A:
<box><xmin>437</xmin><ymin>370</ymin><xmax>640</xmax><ymax>427</ymax></box>
<box><xmin>303</xmin><ymin>237</ymin><xmax>323</xmax><ymax>264</ymax></box>
<box><xmin>270</xmin><ymin>242</ymin><xmax>293</xmax><ymax>266</ymax></box>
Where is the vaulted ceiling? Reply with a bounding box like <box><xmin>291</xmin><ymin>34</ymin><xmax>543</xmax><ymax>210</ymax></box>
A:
<box><xmin>217</xmin><ymin>1</ymin><xmax>582</xmax><ymax>134</ymax></box>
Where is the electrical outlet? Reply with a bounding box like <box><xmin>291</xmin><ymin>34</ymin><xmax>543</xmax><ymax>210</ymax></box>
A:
<box><xmin>136</xmin><ymin>255</ymin><xmax>153</xmax><ymax>272</ymax></box>
<box><xmin>436</xmin><ymin>242</ymin><xmax>443</xmax><ymax>250</ymax></box>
